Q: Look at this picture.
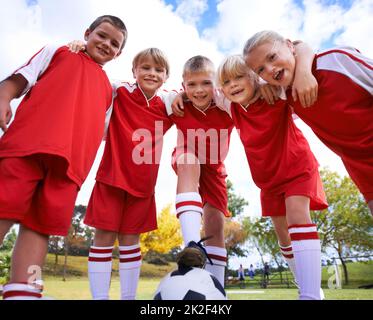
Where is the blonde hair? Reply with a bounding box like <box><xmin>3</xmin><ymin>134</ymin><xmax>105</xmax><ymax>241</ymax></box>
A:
<box><xmin>132</xmin><ymin>48</ymin><xmax>170</xmax><ymax>76</ymax></box>
<box><xmin>182</xmin><ymin>55</ymin><xmax>215</xmax><ymax>78</ymax></box>
<box><xmin>217</xmin><ymin>55</ymin><xmax>258</xmax><ymax>87</ymax></box>
<box><xmin>243</xmin><ymin>30</ymin><xmax>285</xmax><ymax>58</ymax></box>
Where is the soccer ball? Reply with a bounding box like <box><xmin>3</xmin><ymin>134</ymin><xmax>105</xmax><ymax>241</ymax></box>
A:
<box><xmin>153</xmin><ymin>267</ymin><xmax>227</xmax><ymax>300</ymax></box>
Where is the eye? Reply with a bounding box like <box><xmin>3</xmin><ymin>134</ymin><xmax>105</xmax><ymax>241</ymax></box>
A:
<box><xmin>269</xmin><ymin>53</ymin><xmax>276</xmax><ymax>61</ymax></box>
<box><xmin>223</xmin><ymin>79</ymin><xmax>230</xmax><ymax>86</ymax></box>
<box><xmin>256</xmin><ymin>67</ymin><xmax>263</xmax><ymax>75</ymax></box>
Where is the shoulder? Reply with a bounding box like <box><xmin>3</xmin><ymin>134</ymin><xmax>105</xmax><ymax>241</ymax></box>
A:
<box><xmin>316</xmin><ymin>46</ymin><xmax>373</xmax><ymax>70</ymax></box>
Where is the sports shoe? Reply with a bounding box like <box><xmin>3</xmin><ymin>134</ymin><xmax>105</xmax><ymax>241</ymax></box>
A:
<box><xmin>176</xmin><ymin>237</ymin><xmax>213</xmax><ymax>269</ymax></box>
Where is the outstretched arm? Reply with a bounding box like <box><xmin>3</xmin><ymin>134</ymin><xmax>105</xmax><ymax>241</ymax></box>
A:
<box><xmin>0</xmin><ymin>74</ymin><xmax>28</xmax><ymax>132</ymax></box>
<box><xmin>293</xmin><ymin>41</ymin><xmax>318</xmax><ymax>108</ymax></box>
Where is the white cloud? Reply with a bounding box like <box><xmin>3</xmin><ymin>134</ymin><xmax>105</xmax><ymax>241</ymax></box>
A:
<box><xmin>174</xmin><ymin>0</ymin><xmax>209</xmax><ymax>26</ymax></box>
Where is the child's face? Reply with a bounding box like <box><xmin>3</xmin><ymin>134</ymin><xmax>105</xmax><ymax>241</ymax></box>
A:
<box><xmin>132</xmin><ymin>57</ymin><xmax>168</xmax><ymax>98</ymax></box>
<box><xmin>245</xmin><ymin>40</ymin><xmax>296</xmax><ymax>87</ymax></box>
<box><xmin>182</xmin><ymin>71</ymin><xmax>215</xmax><ymax>109</ymax></box>
<box><xmin>221</xmin><ymin>74</ymin><xmax>256</xmax><ymax>106</ymax></box>
<box><xmin>84</xmin><ymin>22</ymin><xmax>124</xmax><ymax>65</ymax></box>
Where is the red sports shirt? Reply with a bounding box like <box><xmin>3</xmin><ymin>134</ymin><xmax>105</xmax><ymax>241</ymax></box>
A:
<box><xmin>0</xmin><ymin>45</ymin><xmax>113</xmax><ymax>187</ymax></box>
<box><xmin>289</xmin><ymin>47</ymin><xmax>373</xmax><ymax>200</ymax></box>
<box><xmin>229</xmin><ymin>99</ymin><xmax>319</xmax><ymax>194</ymax></box>
<box><xmin>96</xmin><ymin>82</ymin><xmax>174</xmax><ymax>197</ymax></box>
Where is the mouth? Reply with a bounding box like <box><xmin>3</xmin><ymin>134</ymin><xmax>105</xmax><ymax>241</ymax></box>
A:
<box><xmin>97</xmin><ymin>47</ymin><xmax>108</xmax><ymax>56</ymax></box>
<box><xmin>273</xmin><ymin>69</ymin><xmax>284</xmax><ymax>82</ymax></box>
<box><xmin>231</xmin><ymin>89</ymin><xmax>244</xmax><ymax>96</ymax></box>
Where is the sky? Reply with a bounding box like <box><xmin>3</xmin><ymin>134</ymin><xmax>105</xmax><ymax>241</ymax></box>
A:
<box><xmin>1</xmin><ymin>0</ymin><xmax>372</xmax><ymax>268</ymax></box>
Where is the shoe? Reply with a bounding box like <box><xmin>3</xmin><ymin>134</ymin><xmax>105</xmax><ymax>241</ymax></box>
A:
<box><xmin>176</xmin><ymin>237</ymin><xmax>213</xmax><ymax>269</ymax></box>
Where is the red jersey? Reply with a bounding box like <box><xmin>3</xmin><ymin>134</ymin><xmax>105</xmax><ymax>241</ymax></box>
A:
<box><xmin>229</xmin><ymin>99</ymin><xmax>319</xmax><ymax>194</ymax></box>
<box><xmin>0</xmin><ymin>45</ymin><xmax>112</xmax><ymax>187</ymax></box>
<box><xmin>170</xmin><ymin>101</ymin><xmax>234</xmax><ymax>173</ymax></box>
<box><xmin>96</xmin><ymin>82</ymin><xmax>173</xmax><ymax>197</ymax></box>
<box><xmin>289</xmin><ymin>47</ymin><xmax>373</xmax><ymax>199</ymax></box>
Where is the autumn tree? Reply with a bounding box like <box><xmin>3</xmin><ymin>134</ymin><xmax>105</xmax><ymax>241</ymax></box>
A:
<box><xmin>140</xmin><ymin>204</ymin><xmax>182</xmax><ymax>256</ymax></box>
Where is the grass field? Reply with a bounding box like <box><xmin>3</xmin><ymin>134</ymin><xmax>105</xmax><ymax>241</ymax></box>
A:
<box><xmin>39</xmin><ymin>255</ymin><xmax>373</xmax><ymax>300</ymax></box>
<box><xmin>42</xmin><ymin>277</ymin><xmax>373</xmax><ymax>300</ymax></box>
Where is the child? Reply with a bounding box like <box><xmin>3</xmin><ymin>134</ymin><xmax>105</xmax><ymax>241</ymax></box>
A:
<box><xmin>83</xmin><ymin>48</ymin><xmax>174</xmax><ymax>300</ymax></box>
<box><xmin>0</xmin><ymin>15</ymin><xmax>127</xmax><ymax>300</ymax></box>
<box><xmin>170</xmin><ymin>55</ymin><xmax>234</xmax><ymax>287</ymax></box>
<box><xmin>217</xmin><ymin>55</ymin><xmax>328</xmax><ymax>300</ymax></box>
<box><xmin>243</xmin><ymin>30</ymin><xmax>373</xmax><ymax>216</ymax></box>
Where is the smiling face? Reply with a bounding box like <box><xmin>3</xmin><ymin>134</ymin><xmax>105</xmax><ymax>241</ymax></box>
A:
<box><xmin>84</xmin><ymin>22</ymin><xmax>124</xmax><ymax>65</ymax></box>
<box><xmin>221</xmin><ymin>74</ymin><xmax>256</xmax><ymax>106</ymax></box>
<box><xmin>182</xmin><ymin>71</ymin><xmax>215</xmax><ymax>110</ymax></box>
<box><xmin>132</xmin><ymin>56</ymin><xmax>168</xmax><ymax>99</ymax></box>
<box><xmin>245</xmin><ymin>40</ymin><xmax>296</xmax><ymax>87</ymax></box>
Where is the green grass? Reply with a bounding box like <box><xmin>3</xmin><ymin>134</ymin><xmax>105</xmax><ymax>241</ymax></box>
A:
<box><xmin>39</xmin><ymin>254</ymin><xmax>373</xmax><ymax>300</ymax></box>
<box><xmin>42</xmin><ymin>277</ymin><xmax>373</xmax><ymax>300</ymax></box>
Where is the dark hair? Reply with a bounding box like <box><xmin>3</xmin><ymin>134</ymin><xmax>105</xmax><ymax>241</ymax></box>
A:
<box><xmin>88</xmin><ymin>15</ymin><xmax>128</xmax><ymax>50</ymax></box>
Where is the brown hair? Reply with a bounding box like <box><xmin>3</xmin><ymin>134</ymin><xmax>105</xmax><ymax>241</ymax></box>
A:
<box><xmin>243</xmin><ymin>30</ymin><xmax>285</xmax><ymax>59</ymax></box>
<box><xmin>132</xmin><ymin>48</ymin><xmax>170</xmax><ymax>76</ymax></box>
<box><xmin>88</xmin><ymin>15</ymin><xmax>128</xmax><ymax>50</ymax></box>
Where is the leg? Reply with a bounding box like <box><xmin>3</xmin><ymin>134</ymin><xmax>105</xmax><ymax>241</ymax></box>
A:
<box><xmin>88</xmin><ymin>229</ymin><xmax>117</xmax><ymax>300</ymax></box>
<box><xmin>0</xmin><ymin>220</ymin><xmax>16</xmax><ymax>245</ymax></box>
<box><xmin>10</xmin><ymin>225</ymin><xmax>49</xmax><ymax>284</ymax></box>
<box><xmin>175</xmin><ymin>153</ymin><xmax>203</xmax><ymax>245</ymax></box>
<box><xmin>271</xmin><ymin>216</ymin><xmax>297</xmax><ymax>282</ymax></box>
<box><xmin>118</xmin><ymin>233</ymin><xmax>141</xmax><ymax>300</ymax></box>
<box><xmin>286</xmin><ymin>195</ymin><xmax>321</xmax><ymax>300</ymax></box>
<box><xmin>271</xmin><ymin>216</ymin><xmax>291</xmax><ymax>247</ymax></box>
<box><xmin>203</xmin><ymin>203</ymin><xmax>226</xmax><ymax>287</ymax></box>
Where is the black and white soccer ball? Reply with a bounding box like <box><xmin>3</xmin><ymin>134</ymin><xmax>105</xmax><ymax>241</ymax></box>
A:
<box><xmin>153</xmin><ymin>267</ymin><xmax>227</xmax><ymax>300</ymax></box>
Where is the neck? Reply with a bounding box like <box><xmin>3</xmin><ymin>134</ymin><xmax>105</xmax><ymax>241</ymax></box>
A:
<box><xmin>192</xmin><ymin>100</ymin><xmax>212</xmax><ymax>112</ymax></box>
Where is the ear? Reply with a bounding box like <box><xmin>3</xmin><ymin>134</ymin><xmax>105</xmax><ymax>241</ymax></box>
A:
<box><xmin>84</xmin><ymin>29</ymin><xmax>90</xmax><ymax>41</ymax></box>
<box><xmin>286</xmin><ymin>39</ymin><xmax>295</xmax><ymax>54</ymax></box>
<box><xmin>132</xmin><ymin>67</ymin><xmax>136</xmax><ymax>79</ymax></box>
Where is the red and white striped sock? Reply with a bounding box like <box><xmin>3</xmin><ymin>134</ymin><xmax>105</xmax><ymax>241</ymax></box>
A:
<box><xmin>288</xmin><ymin>224</ymin><xmax>321</xmax><ymax>300</ymax></box>
<box><xmin>279</xmin><ymin>243</ymin><xmax>297</xmax><ymax>283</ymax></box>
<box><xmin>119</xmin><ymin>244</ymin><xmax>142</xmax><ymax>300</ymax></box>
<box><xmin>205</xmin><ymin>246</ymin><xmax>227</xmax><ymax>288</ymax></box>
<box><xmin>3</xmin><ymin>282</ymin><xmax>43</xmax><ymax>300</ymax></box>
<box><xmin>175</xmin><ymin>192</ymin><xmax>203</xmax><ymax>245</ymax></box>
<box><xmin>88</xmin><ymin>246</ymin><xmax>113</xmax><ymax>300</ymax></box>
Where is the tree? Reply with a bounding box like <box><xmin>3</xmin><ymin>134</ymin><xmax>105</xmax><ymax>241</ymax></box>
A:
<box><xmin>140</xmin><ymin>204</ymin><xmax>182</xmax><ymax>256</ymax></box>
<box><xmin>0</xmin><ymin>229</ymin><xmax>17</xmax><ymax>252</ymax></box>
<box><xmin>242</xmin><ymin>217</ymin><xmax>287</xmax><ymax>282</ymax></box>
<box><xmin>224</xmin><ymin>180</ymin><xmax>250</xmax><ymax>261</ymax></box>
<box><xmin>311</xmin><ymin>168</ymin><xmax>373</xmax><ymax>285</ymax></box>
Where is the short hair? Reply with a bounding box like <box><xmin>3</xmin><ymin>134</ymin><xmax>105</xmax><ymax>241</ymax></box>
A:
<box><xmin>88</xmin><ymin>15</ymin><xmax>128</xmax><ymax>50</ymax></box>
<box><xmin>243</xmin><ymin>30</ymin><xmax>285</xmax><ymax>58</ymax></box>
<box><xmin>183</xmin><ymin>55</ymin><xmax>215</xmax><ymax>78</ymax></box>
<box><xmin>217</xmin><ymin>55</ymin><xmax>258</xmax><ymax>87</ymax></box>
<box><xmin>132</xmin><ymin>48</ymin><xmax>170</xmax><ymax>76</ymax></box>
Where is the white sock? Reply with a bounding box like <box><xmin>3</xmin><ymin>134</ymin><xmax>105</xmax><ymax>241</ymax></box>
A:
<box><xmin>119</xmin><ymin>244</ymin><xmax>142</xmax><ymax>300</ymax></box>
<box><xmin>88</xmin><ymin>246</ymin><xmax>113</xmax><ymax>300</ymax></box>
<box><xmin>289</xmin><ymin>224</ymin><xmax>321</xmax><ymax>300</ymax></box>
<box><xmin>176</xmin><ymin>192</ymin><xmax>203</xmax><ymax>245</ymax></box>
<box><xmin>3</xmin><ymin>282</ymin><xmax>43</xmax><ymax>300</ymax></box>
<box><xmin>279</xmin><ymin>244</ymin><xmax>297</xmax><ymax>283</ymax></box>
<box><xmin>205</xmin><ymin>246</ymin><xmax>227</xmax><ymax>288</ymax></box>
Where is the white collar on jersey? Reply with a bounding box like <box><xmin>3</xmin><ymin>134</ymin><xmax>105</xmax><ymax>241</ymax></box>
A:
<box><xmin>137</xmin><ymin>83</ymin><xmax>157</xmax><ymax>107</ymax></box>
<box><xmin>191</xmin><ymin>100</ymin><xmax>213</xmax><ymax>116</ymax></box>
